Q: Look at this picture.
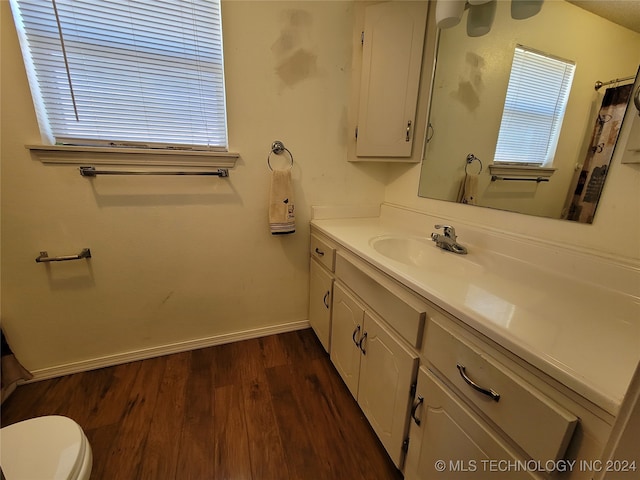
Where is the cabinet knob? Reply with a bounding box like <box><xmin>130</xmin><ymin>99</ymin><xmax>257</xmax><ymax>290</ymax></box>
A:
<box><xmin>323</xmin><ymin>291</ymin><xmax>330</xmax><ymax>309</ymax></box>
<box><xmin>315</xmin><ymin>248</ymin><xmax>325</xmax><ymax>257</ymax></box>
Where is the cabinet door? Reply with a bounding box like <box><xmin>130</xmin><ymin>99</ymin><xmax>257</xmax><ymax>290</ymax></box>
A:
<box><xmin>356</xmin><ymin>1</ymin><xmax>428</xmax><ymax>157</ymax></box>
<box><xmin>309</xmin><ymin>260</ymin><xmax>333</xmax><ymax>353</ymax></box>
<box><xmin>404</xmin><ymin>368</ymin><xmax>536</xmax><ymax>480</ymax></box>
<box><xmin>330</xmin><ymin>283</ymin><xmax>365</xmax><ymax>399</ymax></box>
<box><xmin>358</xmin><ymin>312</ymin><xmax>419</xmax><ymax>469</ymax></box>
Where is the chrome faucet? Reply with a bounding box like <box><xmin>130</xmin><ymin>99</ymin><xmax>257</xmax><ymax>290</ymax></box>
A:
<box><xmin>431</xmin><ymin>224</ymin><xmax>468</xmax><ymax>254</ymax></box>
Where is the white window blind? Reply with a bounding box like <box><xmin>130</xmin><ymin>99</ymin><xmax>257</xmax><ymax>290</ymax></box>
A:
<box><xmin>494</xmin><ymin>45</ymin><xmax>575</xmax><ymax>165</ymax></box>
<box><xmin>11</xmin><ymin>0</ymin><xmax>228</xmax><ymax>150</ymax></box>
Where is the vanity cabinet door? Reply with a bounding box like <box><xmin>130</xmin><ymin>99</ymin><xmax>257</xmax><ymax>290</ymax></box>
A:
<box><xmin>358</xmin><ymin>311</ymin><xmax>419</xmax><ymax>468</ymax></box>
<box><xmin>405</xmin><ymin>367</ymin><xmax>536</xmax><ymax>480</ymax></box>
<box><xmin>309</xmin><ymin>259</ymin><xmax>333</xmax><ymax>353</ymax></box>
<box><xmin>330</xmin><ymin>283</ymin><xmax>365</xmax><ymax>399</ymax></box>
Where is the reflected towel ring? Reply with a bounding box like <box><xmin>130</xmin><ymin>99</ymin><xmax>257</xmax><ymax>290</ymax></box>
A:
<box><xmin>465</xmin><ymin>153</ymin><xmax>483</xmax><ymax>175</ymax></box>
<box><xmin>267</xmin><ymin>140</ymin><xmax>294</xmax><ymax>171</ymax></box>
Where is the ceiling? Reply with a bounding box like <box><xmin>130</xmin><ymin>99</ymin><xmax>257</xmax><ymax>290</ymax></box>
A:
<box><xmin>567</xmin><ymin>1</ymin><xmax>640</xmax><ymax>33</ymax></box>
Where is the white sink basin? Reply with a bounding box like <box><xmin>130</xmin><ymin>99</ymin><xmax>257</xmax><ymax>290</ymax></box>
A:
<box><xmin>369</xmin><ymin>234</ymin><xmax>485</xmax><ymax>276</ymax></box>
<box><xmin>369</xmin><ymin>235</ymin><xmax>435</xmax><ymax>268</ymax></box>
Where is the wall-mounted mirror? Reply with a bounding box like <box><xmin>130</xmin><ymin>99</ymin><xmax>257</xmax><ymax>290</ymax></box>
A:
<box><xmin>418</xmin><ymin>0</ymin><xmax>640</xmax><ymax>223</ymax></box>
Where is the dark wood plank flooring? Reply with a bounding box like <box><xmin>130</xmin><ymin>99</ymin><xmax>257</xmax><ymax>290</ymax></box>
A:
<box><xmin>1</xmin><ymin>329</ymin><xmax>403</xmax><ymax>480</ymax></box>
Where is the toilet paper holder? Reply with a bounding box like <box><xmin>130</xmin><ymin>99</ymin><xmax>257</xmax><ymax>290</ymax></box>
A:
<box><xmin>36</xmin><ymin>248</ymin><xmax>92</xmax><ymax>263</ymax></box>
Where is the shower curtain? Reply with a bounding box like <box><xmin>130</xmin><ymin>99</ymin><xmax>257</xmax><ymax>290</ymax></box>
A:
<box><xmin>565</xmin><ymin>83</ymin><xmax>633</xmax><ymax>223</ymax></box>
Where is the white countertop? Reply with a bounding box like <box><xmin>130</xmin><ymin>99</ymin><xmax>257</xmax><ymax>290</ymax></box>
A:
<box><xmin>311</xmin><ymin>214</ymin><xmax>640</xmax><ymax>416</ymax></box>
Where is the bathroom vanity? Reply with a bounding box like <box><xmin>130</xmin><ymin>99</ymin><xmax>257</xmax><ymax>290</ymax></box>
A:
<box><xmin>308</xmin><ymin>204</ymin><xmax>639</xmax><ymax>479</ymax></box>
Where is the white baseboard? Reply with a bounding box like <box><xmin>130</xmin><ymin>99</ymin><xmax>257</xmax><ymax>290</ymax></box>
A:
<box><xmin>25</xmin><ymin>320</ymin><xmax>310</xmax><ymax>383</ymax></box>
<box><xmin>1</xmin><ymin>383</ymin><xmax>19</xmax><ymax>405</ymax></box>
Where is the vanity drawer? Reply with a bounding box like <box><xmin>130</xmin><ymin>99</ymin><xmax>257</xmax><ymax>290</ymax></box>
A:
<box><xmin>425</xmin><ymin>317</ymin><xmax>578</xmax><ymax>463</ymax></box>
<box><xmin>310</xmin><ymin>234</ymin><xmax>336</xmax><ymax>271</ymax></box>
<box><xmin>335</xmin><ymin>250</ymin><xmax>426</xmax><ymax>348</ymax></box>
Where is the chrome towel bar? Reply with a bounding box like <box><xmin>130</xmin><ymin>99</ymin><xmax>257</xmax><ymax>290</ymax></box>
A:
<box><xmin>491</xmin><ymin>175</ymin><xmax>549</xmax><ymax>183</ymax></box>
<box><xmin>36</xmin><ymin>248</ymin><xmax>91</xmax><ymax>263</ymax></box>
<box><xmin>79</xmin><ymin>166</ymin><xmax>229</xmax><ymax>177</ymax></box>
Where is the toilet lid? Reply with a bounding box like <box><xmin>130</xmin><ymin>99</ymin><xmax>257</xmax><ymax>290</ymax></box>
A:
<box><xmin>0</xmin><ymin>415</ymin><xmax>87</xmax><ymax>480</ymax></box>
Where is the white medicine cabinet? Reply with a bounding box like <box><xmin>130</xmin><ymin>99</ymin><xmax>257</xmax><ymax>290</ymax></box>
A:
<box><xmin>350</xmin><ymin>1</ymin><xmax>429</xmax><ymax>162</ymax></box>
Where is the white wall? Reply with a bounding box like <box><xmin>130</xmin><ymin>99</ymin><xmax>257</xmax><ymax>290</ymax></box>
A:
<box><xmin>0</xmin><ymin>1</ymin><xmax>387</xmax><ymax>373</ymax></box>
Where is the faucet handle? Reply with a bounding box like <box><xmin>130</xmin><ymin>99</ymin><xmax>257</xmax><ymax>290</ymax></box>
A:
<box><xmin>434</xmin><ymin>224</ymin><xmax>456</xmax><ymax>239</ymax></box>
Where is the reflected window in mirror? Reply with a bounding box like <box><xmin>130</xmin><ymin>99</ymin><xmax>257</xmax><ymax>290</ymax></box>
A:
<box><xmin>494</xmin><ymin>45</ymin><xmax>575</xmax><ymax>167</ymax></box>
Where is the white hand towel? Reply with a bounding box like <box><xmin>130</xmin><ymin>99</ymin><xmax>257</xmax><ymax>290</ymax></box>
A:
<box><xmin>269</xmin><ymin>169</ymin><xmax>295</xmax><ymax>235</ymax></box>
<box><xmin>457</xmin><ymin>175</ymin><xmax>478</xmax><ymax>205</ymax></box>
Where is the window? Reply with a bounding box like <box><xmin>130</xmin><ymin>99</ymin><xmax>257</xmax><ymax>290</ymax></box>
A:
<box><xmin>494</xmin><ymin>45</ymin><xmax>575</xmax><ymax>166</ymax></box>
<box><xmin>10</xmin><ymin>0</ymin><xmax>228</xmax><ymax>151</ymax></box>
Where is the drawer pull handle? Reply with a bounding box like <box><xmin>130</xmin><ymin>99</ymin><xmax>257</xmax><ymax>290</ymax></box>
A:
<box><xmin>457</xmin><ymin>364</ymin><xmax>500</xmax><ymax>402</ymax></box>
<box><xmin>352</xmin><ymin>325</ymin><xmax>361</xmax><ymax>346</ymax></box>
<box><xmin>323</xmin><ymin>291</ymin><xmax>330</xmax><ymax>309</ymax></box>
<box><xmin>358</xmin><ymin>332</ymin><xmax>368</xmax><ymax>355</ymax></box>
<box><xmin>315</xmin><ymin>248</ymin><xmax>325</xmax><ymax>257</ymax></box>
<box><xmin>410</xmin><ymin>395</ymin><xmax>424</xmax><ymax>426</ymax></box>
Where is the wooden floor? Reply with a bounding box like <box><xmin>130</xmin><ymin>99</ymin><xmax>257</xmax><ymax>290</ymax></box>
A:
<box><xmin>1</xmin><ymin>329</ymin><xmax>403</xmax><ymax>480</ymax></box>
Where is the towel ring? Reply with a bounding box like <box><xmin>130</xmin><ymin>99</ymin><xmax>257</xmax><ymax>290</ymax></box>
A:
<box><xmin>267</xmin><ymin>140</ymin><xmax>294</xmax><ymax>171</ymax></box>
<box><xmin>465</xmin><ymin>154</ymin><xmax>483</xmax><ymax>175</ymax></box>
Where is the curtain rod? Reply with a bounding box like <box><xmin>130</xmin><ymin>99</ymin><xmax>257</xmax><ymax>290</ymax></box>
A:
<box><xmin>594</xmin><ymin>75</ymin><xmax>635</xmax><ymax>91</ymax></box>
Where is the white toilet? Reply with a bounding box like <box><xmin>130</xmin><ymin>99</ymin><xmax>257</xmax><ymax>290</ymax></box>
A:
<box><xmin>0</xmin><ymin>416</ymin><xmax>92</xmax><ymax>480</ymax></box>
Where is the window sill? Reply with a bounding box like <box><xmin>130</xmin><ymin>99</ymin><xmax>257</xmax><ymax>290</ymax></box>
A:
<box><xmin>27</xmin><ymin>145</ymin><xmax>239</xmax><ymax>168</ymax></box>
<box><xmin>489</xmin><ymin>164</ymin><xmax>556</xmax><ymax>179</ymax></box>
